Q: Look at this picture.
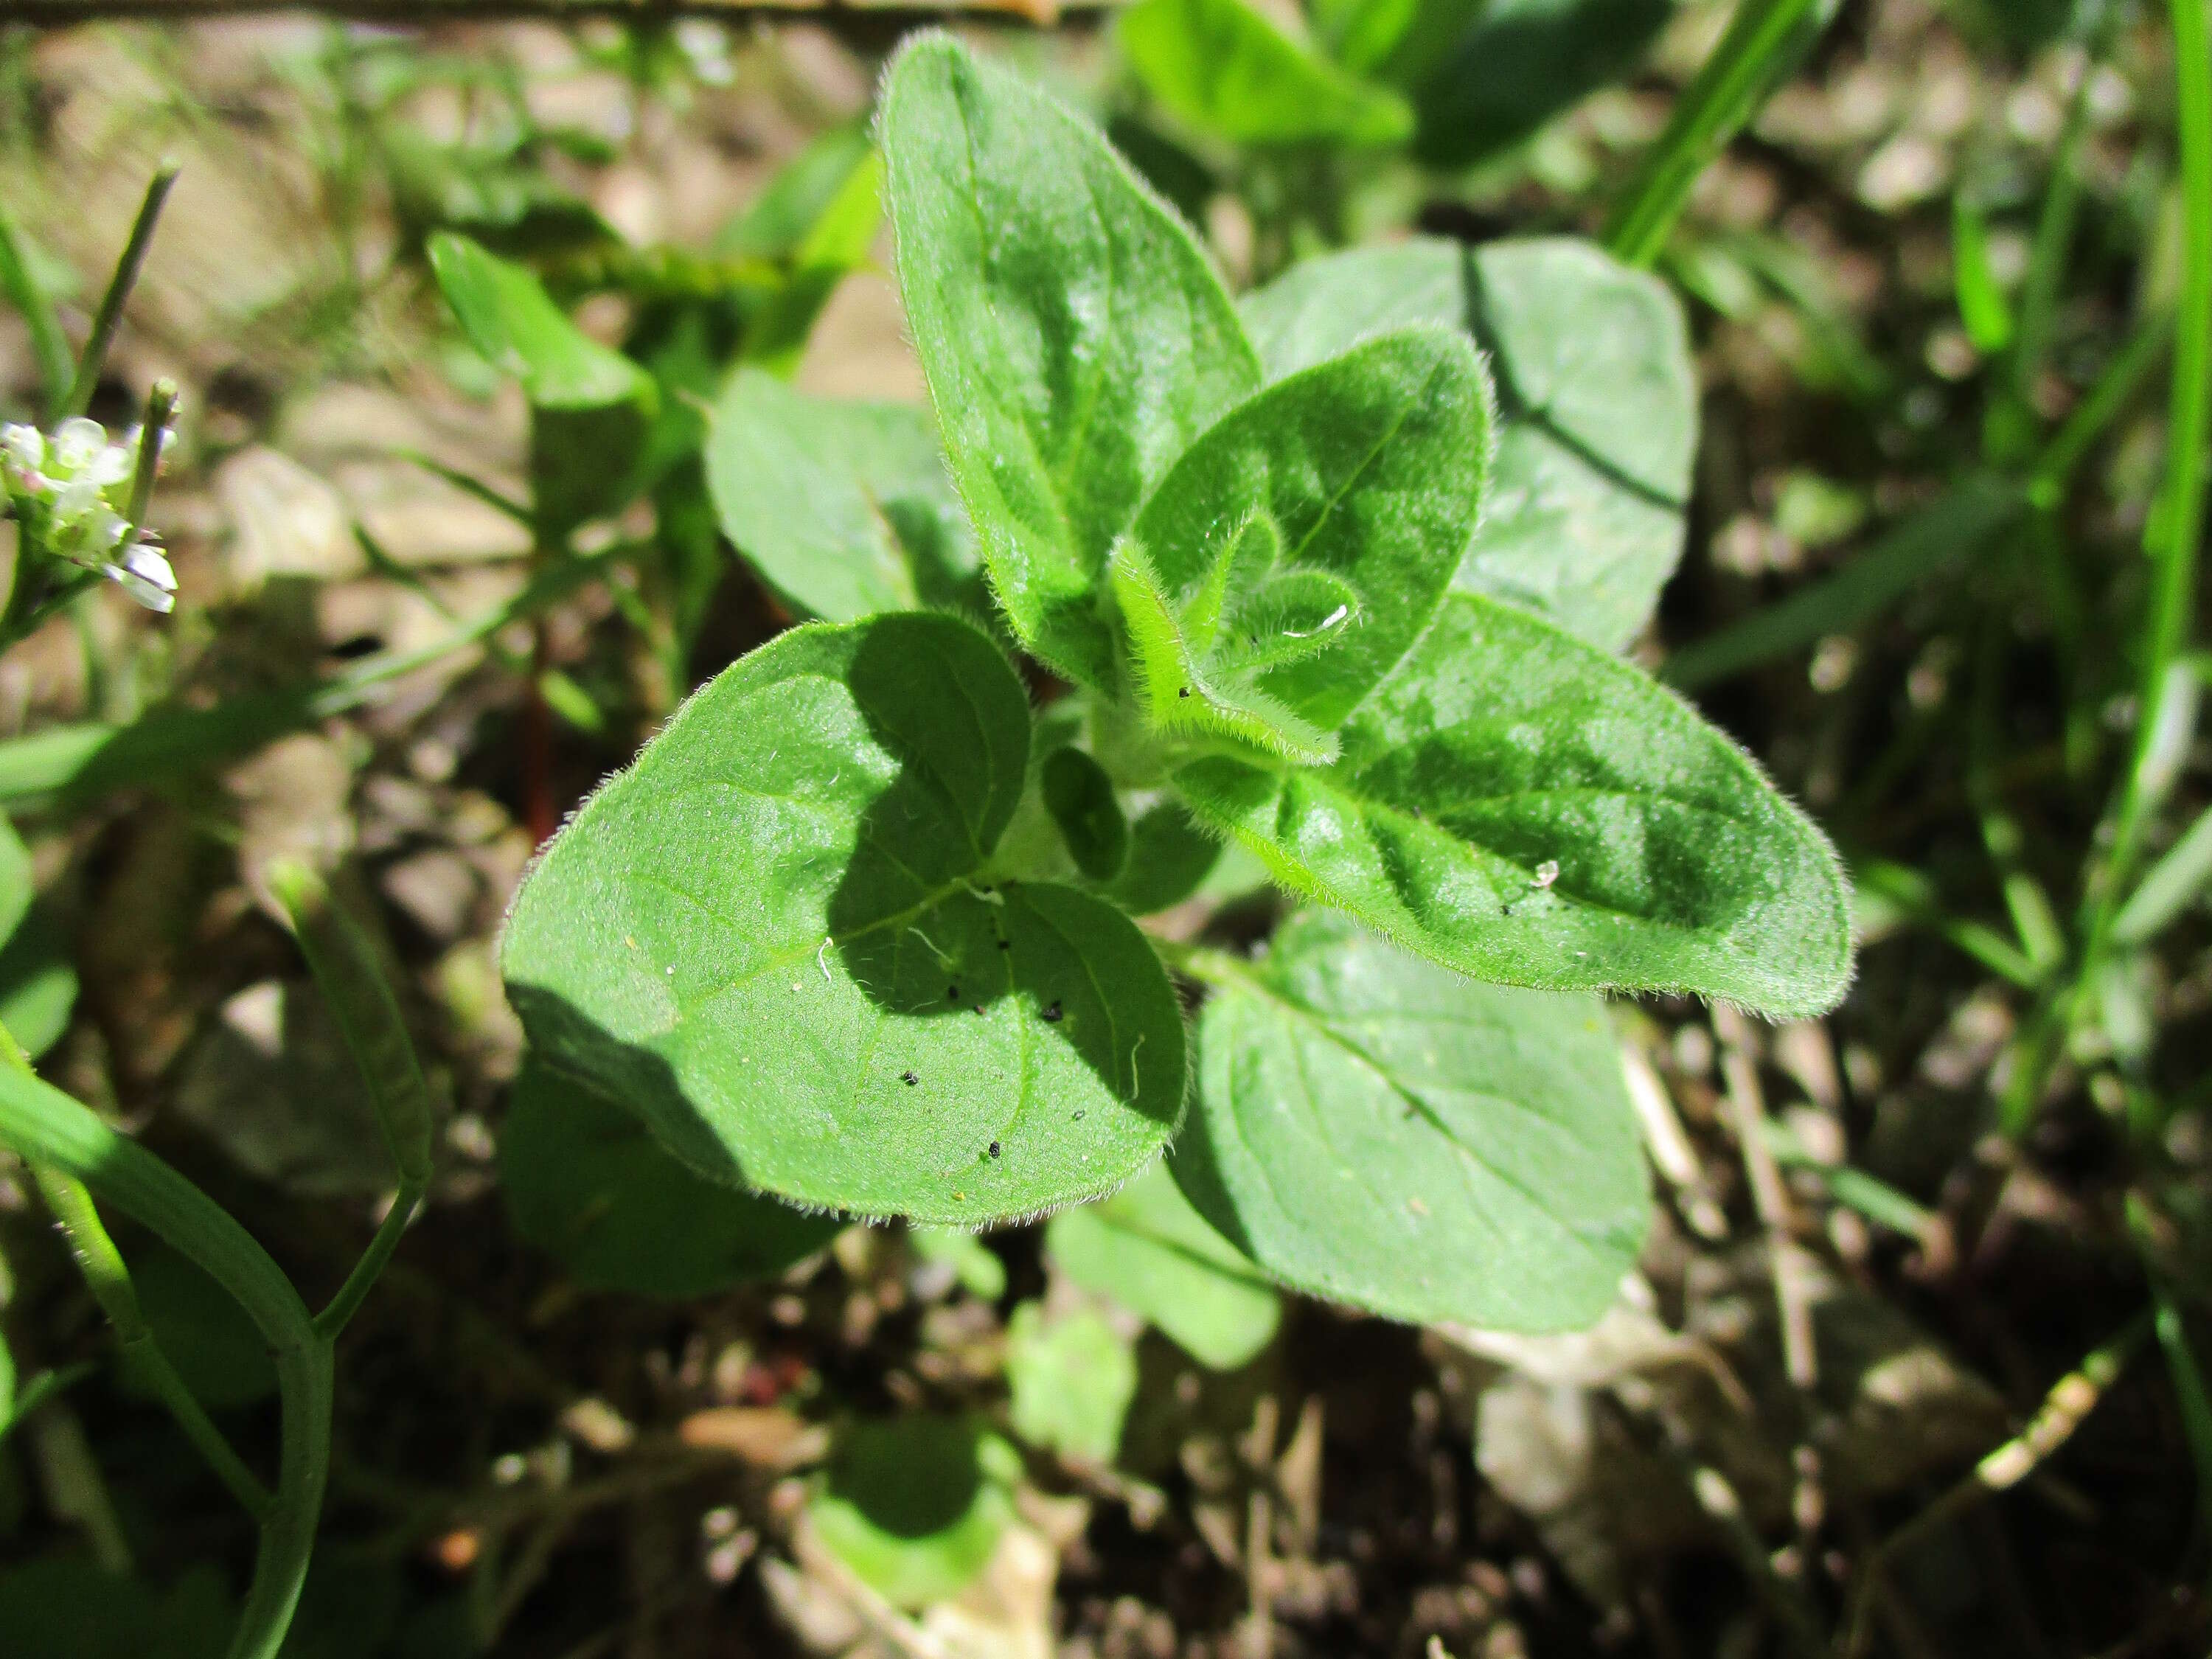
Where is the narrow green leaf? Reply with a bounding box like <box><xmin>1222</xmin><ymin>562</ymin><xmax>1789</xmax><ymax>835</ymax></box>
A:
<box><xmin>881</xmin><ymin>34</ymin><xmax>1261</xmax><ymax>690</ymax></box>
<box><xmin>0</xmin><ymin>815</ymin><xmax>74</xmax><ymax>1060</ymax></box>
<box><xmin>0</xmin><ymin>1331</ymin><xmax>13</xmax><ymax>1428</ymax></box>
<box><xmin>500</xmin><ymin>1061</ymin><xmax>840</xmax><ymax>1297</ymax></box>
<box><xmin>809</xmin><ymin>1418</ymin><xmax>1015</xmax><ymax>1608</ymax></box>
<box><xmin>1953</xmin><ymin>195</ymin><xmax>2017</xmax><ymax>355</ymax></box>
<box><xmin>1121</xmin><ymin>326</ymin><xmax>1490</xmax><ymax>751</ymax></box>
<box><xmin>703</xmin><ymin>369</ymin><xmax>980</xmax><ymax>622</ymax></box>
<box><xmin>2115</xmin><ymin>801</ymin><xmax>2212</xmax><ymax>947</ymax></box>
<box><xmin>1171</xmin><ymin>591</ymin><xmax>1854</xmax><ymax>1018</ymax></box>
<box><xmin>1241</xmin><ymin>237</ymin><xmax>1694</xmax><ymax>651</ymax></box>
<box><xmin>1045</xmin><ymin>1162</ymin><xmax>1281</xmax><ymax>1369</ymax></box>
<box><xmin>268</xmin><ymin>863</ymin><xmax>435</xmax><ymax>1190</ymax></box>
<box><xmin>1176</xmin><ymin>912</ymin><xmax>1647</xmax><ymax>1329</ymax></box>
<box><xmin>502</xmin><ymin>612</ymin><xmax>1186</xmax><ymax>1225</ymax></box>
<box><xmin>1120</xmin><ymin>0</ymin><xmax>1416</xmax><ymax>147</ymax></box>
<box><xmin>1043</xmin><ymin>747</ymin><xmax>1131</xmax><ymax>883</ymax></box>
<box><xmin>1006</xmin><ymin>1303</ymin><xmax>1136</xmax><ymax>1462</ymax></box>
<box><xmin>427</xmin><ymin>233</ymin><xmax>653</xmax><ymax>411</ymax></box>
<box><xmin>0</xmin><ymin>814</ymin><xmax>31</xmax><ymax>945</ymax></box>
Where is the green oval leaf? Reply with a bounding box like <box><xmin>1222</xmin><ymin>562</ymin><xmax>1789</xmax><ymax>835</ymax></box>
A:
<box><xmin>1006</xmin><ymin>1302</ymin><xmax>1136</xmax><ymax>1463</ymax></box>
<box><xmin>704</xmin><ymin>369</ymin><xmax>981</xmax><ymax>622</ymax></box>
<box><xmin>1097</xmin><ymin>796</ymin><xmax>1223</xmax><ymax>916</ymax></box>
<box><xmin>1043</xmin><ymin>747</ymin><xmax>1130</xmax><ymax>883</ymax></box>
<box><xmin>502</xmin><ymin>612</ymin><xmax>1186</xmax><ymax>1225</ymax></box>
<box><xmin>1171</xmin><ymin>591</ymin><xmax>1853</xmax><ymax>1018</ymax></box>
<box><xmin>1045</xmin><ymin>1162</ymin><xmax>1281</xmax><ymax>1369</ymax></box>
<box><xmin>1241</xmin><ymin>237</ymin><xmax>1694</xmax><ymax>652</ymax></box>
<box><xmin>500</xmin><ymin>1061</ymin><xmax>841</xmax><ymax>1298</ymax></box>
<box><xmin>809</xmin><ymin>1417</ymin><xmax>1015</xmax><ymax>1608</ymax></box>
<box><xmin>1120</xmin><ymin>0</ymin><xmax>1416</xmax><ymax>147</ymax></box>
<box><xmin>1175</xmin><ymin>911</ymin><xmax>1649</xmax><ymax>1329</ymax></box>
<box><xmin>881</xmin><ymin>34</ymin><xmax>1261</xmax><ymax>690</ymax></box>
<box><xmin>1121</xmin><ymin>325</ymin><xmax>1491</xmax><ymax>747</ymax></box>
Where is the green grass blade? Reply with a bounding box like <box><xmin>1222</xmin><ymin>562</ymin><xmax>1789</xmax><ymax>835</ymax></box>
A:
<box><xmin>1663</xmin><ymin>475</ymin><xmax>2025</xmax><ymax>690</ymax></box>
<box><xmin>1604</xmin><ymin>0</ymin><xmax>1830</xmax><ymax>268</ymax></box>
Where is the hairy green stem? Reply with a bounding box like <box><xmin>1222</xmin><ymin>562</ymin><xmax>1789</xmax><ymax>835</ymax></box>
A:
<box><xmin>1604</xmin><ymin>0</ymin><xmax>1826</xmax><ymax>268</ymax></box>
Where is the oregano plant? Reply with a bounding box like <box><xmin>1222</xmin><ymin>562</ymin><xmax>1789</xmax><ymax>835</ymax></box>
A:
<box><xmin>501</xmin><ymin>34</ymin><xmax>1851</xmax><ymax>1328</ymax></box>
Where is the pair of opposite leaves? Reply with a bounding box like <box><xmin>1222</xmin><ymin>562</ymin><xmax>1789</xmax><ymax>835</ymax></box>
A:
<box><xmin>501</xmin><ymin>38</ymin><xmax>1849</xmax><ymax>1308</ymax></box>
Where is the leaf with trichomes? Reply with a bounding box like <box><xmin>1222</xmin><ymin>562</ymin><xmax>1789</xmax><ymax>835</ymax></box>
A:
<box><xmin>501</xmin><ymin>611</ymin><xmax>1186</xmax><ymax>1225</ymax></box>
<box><xmin>1045</xmin><ymin>1161</ymin><xmax>1281</xmax><ymax>1369</ymax></box>
<box><xmin>1171</xmin><ymin>592</ymin><xmax>1853</xmax><ymax>1018</ymax></box>
<box><xmin>1176</xmin><ymin>911</ymin><xmax>1648</xmax><ymax>1329</ymax></box>
<box><xmin>1242</xmin><ymin>237</ymin><xmax>1694</xmax><ymax>651</ymax></box>
<box><xmin>1111</xmin><ymin>326</ymin><xmax>1490</xmax><ymax>761</ymax></box>
<box><xmin>880</xmin><ymin>34</ymin><xmax>1260</xmax><ymax>690</ymax></box>
<box><xmin>704</xmin><ymin>369</ymin><xmax>980</xmax><ymax>622</ymax></box>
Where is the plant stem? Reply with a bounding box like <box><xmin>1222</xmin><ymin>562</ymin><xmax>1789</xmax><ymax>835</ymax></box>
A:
<box><xmin>1604</xmin><ymin>0</ymin><xmax>1826</xmax><ymax>268</ymax></box>
<box><xmin>25</xmin><ymin>1158</ymin><xmax>275</xmax><ymax>1520</ymax></box>
<box><xmin>121</xmin><ymin>378</ymin><xmax>178</xmax><ymax>543</ymax></box>
<box><xmin>315</xmin><ymin>1183</ymin><xmax>424</xmax><ymax>1340</ymax></box>
<box><xmin>60</xmin><ymin>162</ymin><xmax>181</xmax><ymax>422</ymax></box>
<box><xmin>0</xmin><ymin>1045</ymin><xmax>331</xmax><ymax>1659</ymax></box>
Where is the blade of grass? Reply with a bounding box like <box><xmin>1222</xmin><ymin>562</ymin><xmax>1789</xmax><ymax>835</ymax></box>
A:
<box><xmin>2113</xmin><ymin>799</ymin><xmax>2212</xmax><ymax>944</ymax></box>
<box><xmin>2024</xmin><ymin>0</ymin><xmax>2212</xmax><ymax>1135</ymax></box>
<box><xmin>267</xmin><ymin>860</ymin><xmax>433</xmax><ymax>1340</ymax></box>
<box><xmin>1663</xmin><ymin>474</ymin><xmax>2026</xmax><ymax>690</ymax></box>
<box><xmin>0</xmin><ymin>205</ymin><xmax>74</xmax><ymax>409</ymax></box>
<box><xmin>60</xmin><ymin>162</ymin><xmax>180</xmax><ymax>421</ymax></box>
<box><xmin>1605</xmin><ymin>0</ymin><xmax>1832</xmax><ymax>268</ymax></box>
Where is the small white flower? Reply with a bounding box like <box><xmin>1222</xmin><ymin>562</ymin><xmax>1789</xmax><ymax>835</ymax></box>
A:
<box><xmin>105</xmin><ymin>540</ymin><xmax>177</xmax><ymax>613</ymax></box>
<box><xmin>48</xmin><ymin>417</ymin><xmax>107</xmax><ymax>473</ymax></box>
<box><xmin>1</xmin><ymin>424</ymin><xmax>40</xmax><ymax>473</ymax></box>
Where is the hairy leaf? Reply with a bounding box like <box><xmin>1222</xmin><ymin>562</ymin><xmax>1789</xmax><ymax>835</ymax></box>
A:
<box><xmin>1046</xmin><ymin>1162</ymin><xmax>1281</xmax><ymax>1369</ymax></box>
<box><xmin>1120</xmin><ymin>0</ymin><xmax>1416</xmax><ymax>147</ymax></box>
<box><xmin>704</xmin><ymin>369</ymin><xmax>981</xmax><ymax>622</ymax></box>
<box><xmin>501</xmin><ymin>1062</ymin><xmax>841</xmax><ymax>1297</ymax></box>
<box><xmin>881</xmin><ymin>34</ymin><xmax>1260</xmax><ymax>689</ymax></box>
<box><xmin>809</xmin><ymin>1418</ymin><xmax>1016</xmax><ymax>1608</ymax></box>
<box><xmin>1242</xmin><ymin>237</ymin><xmax>1694</xmax><ymax>651</ymax></box>
<box><xmin>503</xmin><ymin>612</ymin><xmax>1186</xmax><ymax>1224</ymax></box>
<box><xmin>1171</xmin><ymin>592</ymin><xmax>1853</xmax><ymax>1018</ymax></box>
<box><xmin>1006</xmin><ymin>1303</ymin><xmax>1137</xmax><ymax>1462</ymax></box>
<box><xmin>1176</xmin><ymin>911</ymin><xmax>1647</xmax><ymax>1329</ymax></box>
<box><xmin>1119</xmin><ymin>326</ymin><xmax>1490</xmax><ymax>754</ymax></box>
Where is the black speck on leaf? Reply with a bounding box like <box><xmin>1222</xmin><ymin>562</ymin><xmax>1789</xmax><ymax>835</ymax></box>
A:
<box><xmin>987</xmin><ymin>1141</ymin><xmax>1001</xmax><ymax>1158</ymax></box>
<box><xmin>900</xmin><ymin>1070</ymin><xmax>919</xmax><ymax>1086</ymax></box>
<box><xmin>1041</xmin><ymin>1000</ymin><xmax>1063</xmax><ymax>1023</ymax></box>
<box><xmin>1178</xmin><ymin>686</ymin><xmax>1192</xmax><ymax>699</ymax></box>
<box><xmin>946</xmin><ymin>984</ymin><xmax>959</xmax><ymax>1001</ymax></box>
<box><xmin>972</xmin><ymin>1004</ymin><xmax>985</xmax><ymax>1015</ymax></box>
